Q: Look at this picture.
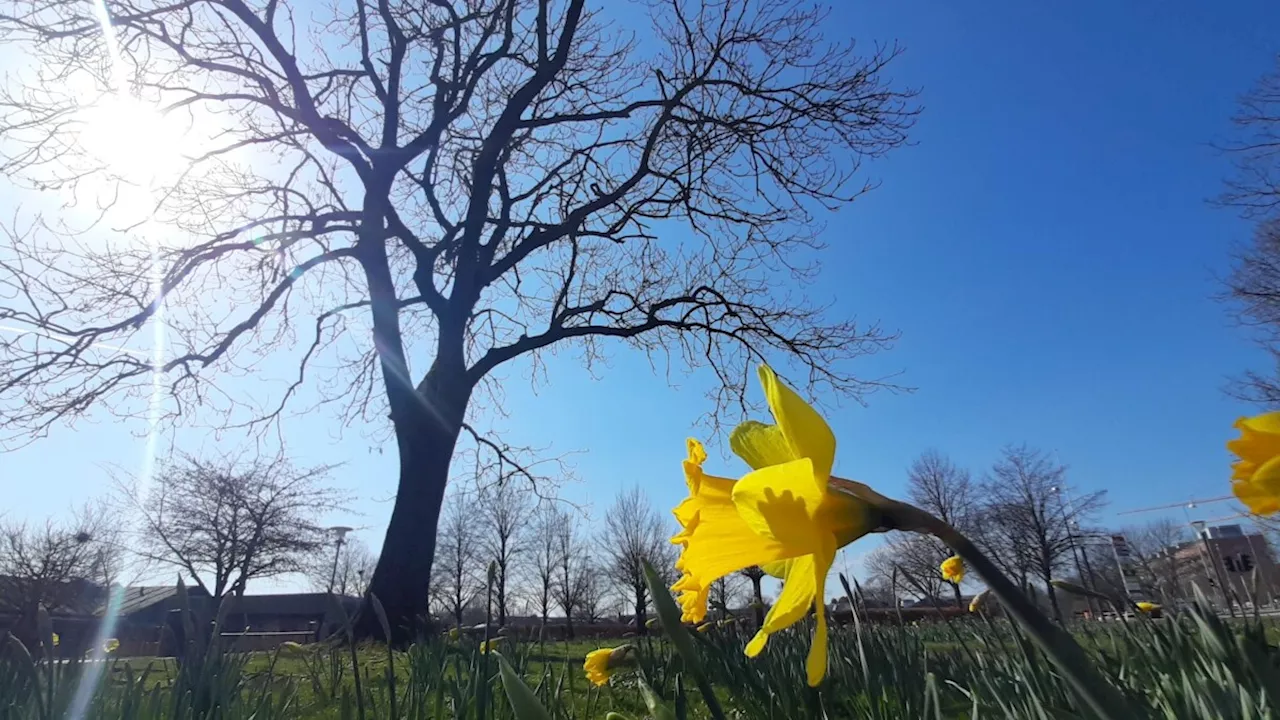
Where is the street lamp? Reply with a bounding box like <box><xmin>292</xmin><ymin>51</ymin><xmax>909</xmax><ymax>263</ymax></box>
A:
<box><xmin>326</xmin><ymin>526</ymin><xmax>354</xmax><ymax>595</ymax></box>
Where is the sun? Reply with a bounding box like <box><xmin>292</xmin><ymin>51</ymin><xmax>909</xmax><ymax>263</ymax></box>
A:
<box><xmin>75</xmin><ymin>94</ymin><xmax>191</xmax><ymax>187</ymax></box>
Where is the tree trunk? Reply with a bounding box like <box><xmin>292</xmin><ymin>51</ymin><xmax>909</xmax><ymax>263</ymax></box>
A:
<box><xmin>358</xmin><ymin>356</ymin><xmax>471</xmax><ymax>643</ymax></box>
<box><xmin>497</xmin><ymin>568</ymin><xmax>507</xmax><ymax>628</ymax></box>
<box><xmin>634</xmin><ymin>584</ymin><xmax>646</xmax><ymax>634</ymax></box>
<box><xmin>750</xmin><ymin>575</ymin><xmax>764</xmax><ymax>627</ymax></box>
<box><xmin>1044</xmin><ymin>574</ymin><xmax>1064</xmax><ymax>623</ymax></box>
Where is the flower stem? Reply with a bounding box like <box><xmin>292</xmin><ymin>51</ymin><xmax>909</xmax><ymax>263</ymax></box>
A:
<box><xmin>830</xmin><ymin>479</ymin><xmax>1135</xmax><ymax>720</ymax></box>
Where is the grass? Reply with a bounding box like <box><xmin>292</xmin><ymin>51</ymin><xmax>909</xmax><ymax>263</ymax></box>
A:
<box><xmin>4</xmin><ymin>605</ymin><xmax>1280</xmax><ymax>719</ymax></box>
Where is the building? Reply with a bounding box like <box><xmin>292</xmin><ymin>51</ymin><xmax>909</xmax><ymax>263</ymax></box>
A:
<box><xmin>1171</xmin><ymin>524</ymin><xmax>1278</xmax><ymax>608</ymax></box>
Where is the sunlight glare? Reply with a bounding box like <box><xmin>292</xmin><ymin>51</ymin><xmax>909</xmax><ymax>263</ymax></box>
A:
<box><xmin>76</xmin><ymin>94</ymin><xmax>189</xmax><ymax>183</ymax></box>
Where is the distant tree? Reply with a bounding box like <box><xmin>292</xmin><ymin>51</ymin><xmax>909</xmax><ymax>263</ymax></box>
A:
<box><xmin>738</xmin><ymin>566</ymin><xmax>767</xmax><ymax>626</ymax></box>
<box><xmin>552</xmin><ymin>514</ymin><xmax>592</xmax><ymax>638</ymax></box>
<box><xmin>117</xmin><ymin>454</ymin><xmax>345</xmax><ymax>600</ymax></box>
<box><xmin>904</xmin><ymin>450</ymin><xmax>975</xmax><ymax>606</ymax></box>
<box><xmin>1125</xmin><ymin>518</ymin><xmax>1192</xmax><ymax>604</ymax></box>
<box><xmin>863</xmin><ymin>545</ymin><xmax>907</xmax><ymax>604</ymax></box>
<box><xmin>305</xmin><ymin>537</ymin><xmax>378</xmax><ymax>598</ymax></box>
<box><xmin>432</xmin><ymin>493</ymin><xmax>482</xmax><ymax>628</ymax></box>
<box><xmin>478</xmin><ymin>481</ymin><xmax>530</xmax><ymax>627</ymax></box>
<box><xmin>0</xmin><ymin>0</ymin><xmax>916</xmax><ymax>638</ymax></box>
<box><xmin>601</xmin><ymin>487</ymin><xmax>675</xmax><ymax>633</ymax></box>
<box><xmin>1217</xmin><ymin>55</ymin><xmax>1280</xmax><ymax>403</ymax></box>
<box><xmin>525</xmin><ymin>502</ymin><xmax>564</xmax><ymax>627</ymax></box>
<box><xmin>708</xmin><ymin>573</ymin><xmax>748</xmax><ymax>619</ymax></box>
<box><xmin>577</xmin><ymin>570</ymin><xmax>615</xmax><ymax>624</ymax></box>
<box><xmin>0</xmin><ymin>502</ymin><xmax>118</xmax><ymax>645</ymax></box>
<box><xmin>980</xmin><ymin>445</ymin><xmax>1105</xmax><ymax>622</ymax></box>
<box><xmin>876</xmin><ymin>532</ymin><xmax>947</xmax><ymax>602</ymax></box>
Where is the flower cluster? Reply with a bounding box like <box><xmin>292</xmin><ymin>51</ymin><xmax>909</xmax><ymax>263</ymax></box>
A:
<box><xmin>1228</xmin><ymin>413</ymin><xmax>1280</xmax><ymax>515</ymax></box>
<box><xmin>670</xmin><ymin>365</ymin><xmax>874</xmax><ymax>686</ymax></box>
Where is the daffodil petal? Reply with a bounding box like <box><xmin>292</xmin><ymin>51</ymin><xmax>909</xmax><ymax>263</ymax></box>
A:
<box><xmin>1254</xmin><ymin>454</ymin><xmax>1280</xmax><ymax>495</ymax></box>
<box><xmin>732</xmin><ymin>458</ymin><xmax>825</xmax><ymax>551</ymax></box>
<box><xmin>730</xmin><ymin>420</ymin><xmax>794</xmax><ymax>470</ymax></box>
<box><xmin>758</xmin><ymin>553</ymin><xmax>819</xmax><ymax>636</ymax></box>
<box><xmin>1238</xmin><ymin>412</ymin><xmax>1280</xmax><ymax>434</ymax></box>
<box><xmin>806</xmin><ymin>541</ymin><xmax>836</xmax><ymax>686</ymax></box>
<box><xmin>761</xmin><ymin>560</ymin><xmax>790</xmax><ymax>579</ymax></box>
<box><xmin>758</xmin><ymin>365</ymin><xmax>836</xmax><ymax>482</ymax></box>
<box><xmin>1233</xmin><ymin>480</ymin><xmax>1280</xmax><ymax>515</ymax></box>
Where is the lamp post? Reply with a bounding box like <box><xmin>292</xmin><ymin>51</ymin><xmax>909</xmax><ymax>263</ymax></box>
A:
<box><xmin>326</xmin><ymin>526</ymin><xmax>354</xmax><ymax>595</ymax></box>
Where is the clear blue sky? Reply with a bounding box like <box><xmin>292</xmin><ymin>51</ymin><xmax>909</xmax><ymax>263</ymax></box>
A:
<box><xmin>2</xmin><ymin>0</ymin><xmax>1279</xmax><ymax>595</ymax></box>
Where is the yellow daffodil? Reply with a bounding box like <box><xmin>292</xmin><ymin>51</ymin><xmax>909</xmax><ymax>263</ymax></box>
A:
<box><xmin>671</xmin><ymin>365</ymin><xmax>875</xmax><ymax>687</ymax></box>
<box><xmin>968</xmin><ymin>589</ymin><xmax>990</xmax><ymax>613</ymax></box>
<box><xmin>583</xmin><ymin>646</ymin><xmax>632</xmax><ymax>687</ymax></box>
<box><xmin>940</xmin><ymin>555</ymin><xmax>965</xmax><ymax>584</ymax></box>
<box><xmin>644</xmin><ymin>617</ymin><xmax>659</xmax><ymax>630</ymax></box>
<box><xmin>1228</xmin><ymin>412</ymin><xmax>1280</xmax><ymax>515</ymax></box>
<box><xmin>1135</xmin><ymin>601</ymin><xmax>1160</xmax><ymax>613</ymax></box>
<box><xmin>51</xmin><ymin>632</ymin><xmax>59</xmax><ymax>647</ymax></box>
<box><xmin>479</xmin><ymin>639</ymin><xmax>496</xmax><ymax>654</ymax></box>
<box><xmin>104</xmin><ymin>638</ymin><xmax>120</xmax><ymax>654</ymax></box>
<box><xmin>447</xmin><ymin>627</ymin><xmax>461</xmax><ymax>641</ymax></box>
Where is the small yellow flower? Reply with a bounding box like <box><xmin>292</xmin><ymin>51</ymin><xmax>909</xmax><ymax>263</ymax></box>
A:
<box><xmin>1135</xmin><ymin>601</ymin><xmax>1161</xmax><ymax>613</ymax></box>
<box><xmin>644</xmin><ymin>617</ymin><xmax>659</xmax><ymax>630</ymax></box>
<box><xmin>968</xmin><ymin>589</ymin><xmax>990</xmax><ymax>613</ymax></box>
<box><xmin>940</xmin><ymin>555</ymin><xmax>965</xmax><ymax>584</ymax></box>
<box><xmin>51</xmin><ymin>632</ymin><xmax>59</xmax><ymax>647</ymax></box>
<box><xmin>104</xmin><ymin>638</ymin><xmax>120</xmax><ymax>654</ymax></box>
<box><xmin>447</xmin><ymin>627</ymin><xmax>461</xmax><ymax>641</ymax></box>
<box><xmin>583</xmin><ymin>646</ymin><xmax>632</xmax><ymax>687</ymax></box>
<box><xmin>479</xmin><ymin>639</ymin><xmax>496</xmax><ymax>654</ymax></box>
<box><xmin>1228</xmin><ymin>412</ymin><xmax>1280</xmax><ymax>515</ymax></box>
<box><xmin>671</xmin><ymin>365</ymin><xmax>877</xmax><ymax>687</ymax></box>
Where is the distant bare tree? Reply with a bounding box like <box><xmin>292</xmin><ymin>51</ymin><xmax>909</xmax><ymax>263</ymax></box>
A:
<box><xmin>738</xmin><ymin>566</ymin><xmax>766</xmax><ymax>625</ymax></box>
<box><xmin>305</xmin><ymin>537</ymin><xmax>377</xmax><ymax>598</ymax></box>
<box><xmin>477</xmin><ymin>481</ymin><xmax>530</xmax><ymax>627</ymax></box>
<box><xmin>116</xmin><ymin>454</ymin><xmax>345</xmax><ymax>601</ymax></box>
<box><xmin>1217</xmin><ymin>55</ymin><xmax>1280</xmax><ymax>403</ymax></box>
<box><xmin>708</xmin><ymin>573</ymin><xmax>748</xmax><ymax>619</ymax></box>
<box><xmin>1126</xmin><ymin>518</ymin><xmax>1192</xmax><ymax>604</ymax></box>
<box><xmin>525</xmin><ymin>502</ymin><xmax>563</xmax><ymax>627</ymax></box>
<box><xmin>862</xmin><ymin>545</ymin><xmax>906</xmax><ymax>604</ymax></box>
<box><xmin>905</xmin><ymin>450</ymin><xmax>975</xmax><ymax>606</ymax></box>
<box><xmin>577</xmin><ymin>570</ymin><xmax>614</xmax><ymax>624</ymax></box>
<box><xmin>876</xmin><ymin>532</ymin><xmax>947</xmax><ymax>602</ymax></box>
<box><xmin>552</xmin><ymin>513</ymin><xmax>591</xmax><ymax>638</ymax></box>
<box><xmin>431</xmin><ymin>493</ymin><xmax>481</xmax><ymax>628</ymax></box>
<box><xmin>601</xmin><ymin>487</ymin><xmax>675</xmax><ymax>633</ymax></box>
<box><xmin>0</xmin><ymin>0</ymin><xmax>916</xmax><ymax>637</ymax></box>
<box><xmin>980</xmin><ymin>445</ymin><xmax>1106</xmax><ymax>622</ymax></box>
<box><xmin>0</xmin><ymin>502</ymin><xmax>118</xmax><ymax>645</ymax></box>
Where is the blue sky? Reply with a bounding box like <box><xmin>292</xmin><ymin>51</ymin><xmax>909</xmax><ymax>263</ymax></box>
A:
<box><xmin>3</xmin><ymin>0</ymin><xmax>1280</xmax><ymax>597</ymax></box>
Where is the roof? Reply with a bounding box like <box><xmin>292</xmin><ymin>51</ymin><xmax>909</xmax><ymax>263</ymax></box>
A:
<box><xmin>222</xmin><ymin>593</ymin><xmax>360</xmax><ymax>617</ymax></box>
<box><xmin>107</xmin><ymin>585</ymin><xmax>210</xmax><ymax>617</ymax></box>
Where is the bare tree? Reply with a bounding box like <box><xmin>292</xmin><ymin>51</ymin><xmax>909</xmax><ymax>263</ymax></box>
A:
<box><xmin>738</xmin><ymin>566</ymin><xmax>766</xmax><ymax>626</ymax></box>
<box><xmin>981</xmin><ymin>445</ymin><xmax>1105</xmax><ymax>622</ymax></box>
<box><xmin>600</xmin><ymin>487</ymin><xmax>675</xmax><ymax>632</ymax></box>
<box><xmin>708</xmin><ymin>573</ymin><xmax>747</xmax><ymax>619</ymax></box>
<box><xmin>1217</xmin><ymin>55</ymin><xmax>1280</xmax><ymax>403</ymax></box>
<box><xmin>0</xmin><ymin>502</ymin><xmax>118</xmax><ymax>645</ymax></box>
<box><xmin>305</xmin><ymin>537</ymin><xmax>378</xmax><ymax>598</ymax></box>
<box><xmin>0</xmin><ymin>0</ymin><xmax>916</xmax><ymax>636</ymax></box>
<box><xmin>552</xmin><ymin>513</ymin><xmax>591</xmax><ymax>638</ymax></box>
<box><xmin>905</xmin><ymin>450</ymin><xmax>975</xmax><ymax>606</ymax></box>
<box><xmin>876</xmin><ymin>532</ymin><xmax>947</xmax><ymax>602</ymax></box>
<box><xmin>431</xmin><ymin>493</ymin><xmax>481</xmax><ymax>628</ymax></box>
<box><xmin>524</xmin><ymin>501</ymin><xmax>563</xmax><ymax>627</ymax></box>
<box><xmin>477</xmin><ymin>480</ymin><xmax>529</xmax><ymax>627</ymax></box>
<box><xmin>116</xmin><ymin>454</ymin><xmax>345</xmax><ymax>600</ymax></box>
<box><xmin>577</xmin><ymin>569</ymin><xmax>613</xmax><ymax>624</ymax></box>
<box><xmin>1125</xmin><ymin>518</ymin><xmax>1191</xmax><ymax>604</ymax></box>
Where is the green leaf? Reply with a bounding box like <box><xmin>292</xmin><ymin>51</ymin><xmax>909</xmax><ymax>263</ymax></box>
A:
<box><xmin>497</xmin><ymin>653</ymin><xmax>553</xmax><ymax>720</ymax></box>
